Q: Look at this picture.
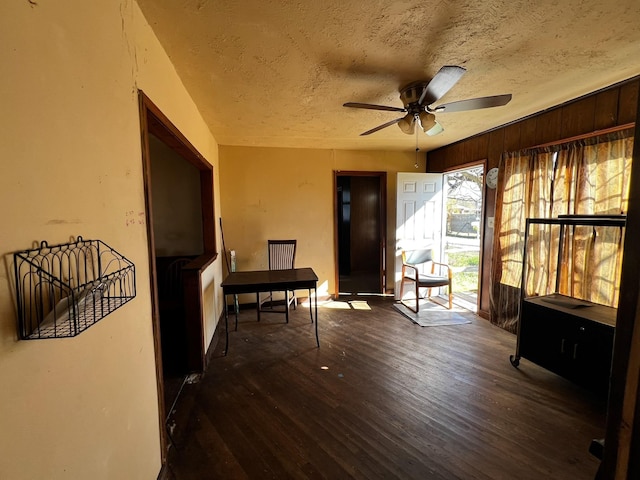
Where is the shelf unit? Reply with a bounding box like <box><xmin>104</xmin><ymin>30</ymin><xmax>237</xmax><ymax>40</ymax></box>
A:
<box><xmin>14</xmin><ymin>236</ymin><xmax>136</xmax><ymax>339</ymax></box>
<box><xmin>509</xmin><ymin>215</ymin><xmax>625</xmax><ymax>394</ymax></box>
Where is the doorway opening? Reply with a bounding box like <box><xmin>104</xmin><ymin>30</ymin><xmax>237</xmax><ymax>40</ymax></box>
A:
<box><xmin>148</xmin><ymin>133</ymin><xmax>202</xmax><ymax>414</ymax></box>
<box><xmin>334</xmin><ymin>171</ymin><xmax>387</xmax><ymax>297</ymax></box>
<box><xmin>442</xmin><ymin>164</ymin><xmax>484</xmax><ymax>312</ymax></box>
<box><xmin>139</xmin><ymin>92</ymin><xmax>216</xmax><ymax>460</ymax></box>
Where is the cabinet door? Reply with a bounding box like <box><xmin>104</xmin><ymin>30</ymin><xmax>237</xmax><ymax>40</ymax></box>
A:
<box><xmin>520</xmin><ymin>298</ymin><xmax>615</xmax><ymax>394</ymax></box>
<box><xmin>520</xmin><ymin>302</ymin><xmax>567</xmax><ymax>374</ymax></box>
<box><xmin>573</xmin><ymin>321</ymin><xmax>615</xmax><ymax>393</ymax></box>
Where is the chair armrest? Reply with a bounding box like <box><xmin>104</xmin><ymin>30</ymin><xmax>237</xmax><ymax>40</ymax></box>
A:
<box><xmin>402</xmin><ymin>263</ymin><xmax>419</xmax><ymax>278</ymax></box>
<box><xmin>430</xmin><ymin>261</ymin><xmax>453</xmax><ymax>279</ymax></box>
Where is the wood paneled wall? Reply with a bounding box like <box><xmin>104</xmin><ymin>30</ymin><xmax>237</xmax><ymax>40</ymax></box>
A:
<box><xmin>426</xmin><ymin>77</ymin><xmax>639</xmax><ymax>317</ymax></box>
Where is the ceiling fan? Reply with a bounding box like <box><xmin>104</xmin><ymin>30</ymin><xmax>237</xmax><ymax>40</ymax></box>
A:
<box><xmin>343</xmin><ymin>65</ymin><xmax>512</xmax><ymax>136</ymax></box>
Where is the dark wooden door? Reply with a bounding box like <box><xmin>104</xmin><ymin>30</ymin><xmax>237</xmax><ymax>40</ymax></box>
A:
<box><xmin>350</xmin><ymin>176</ymin><xmax>381</xmax><ymax>276</ymax></box>
<box><xmin>336</xmin><ymin>173</ymin><xmax>385</xmax><ymax>295</ymax></box>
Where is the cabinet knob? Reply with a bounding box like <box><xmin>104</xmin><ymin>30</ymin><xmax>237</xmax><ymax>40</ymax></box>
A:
<box><xmin>579</xmin><ymin>326</ymin><xmax>585</xmax><ymax>332</ymax></box>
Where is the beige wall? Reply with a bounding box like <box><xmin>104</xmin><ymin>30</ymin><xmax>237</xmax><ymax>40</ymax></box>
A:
<box><xmin>219</xmin><ymin>146</ymin><xmax>425</xmax><ymax>299</ymax></box>
<box><xmin>0</xmin><ymin>2</ymin><xmax>222</xmax><ymax>479</ymax></box>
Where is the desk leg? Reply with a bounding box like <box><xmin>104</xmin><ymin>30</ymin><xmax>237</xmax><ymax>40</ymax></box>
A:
<box><xmin>308</xmin><ymin>288</ymin><xmax>313</xmax><ymax>323</ymax></box>
<box><xmin>235</xmin><ymin>299</ymin><xmax>239</xmax><ymax>331</ymax></box>
<box><xmin>314</xmin><ymin>284</ymin><xmax>319</xmax><ymax>348</ymax></box>
<box><xmin>285</xmin><ymin>290</ymin><xmax>290</xmax><ymax>323</ymax></box>
<box><xmin>223</xmin><ymin>293</ymin><xmax>229</xmax><ymax>356</ymax></box>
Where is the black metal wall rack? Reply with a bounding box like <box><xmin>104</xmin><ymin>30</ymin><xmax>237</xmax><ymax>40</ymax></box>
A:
<box><xmin>13</xmin><ymin>236</ymin><xmax>136</xmax><ymax>339</ymax></box>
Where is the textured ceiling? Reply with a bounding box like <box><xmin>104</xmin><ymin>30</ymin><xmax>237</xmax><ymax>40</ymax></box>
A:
<box><xmin>137</xmin><ymin>0</ymin><xmax>640</xmax><ymax>153</ymax></box>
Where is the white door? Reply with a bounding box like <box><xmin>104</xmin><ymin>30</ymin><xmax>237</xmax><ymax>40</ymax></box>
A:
<box><xmin>395</xmin><ymin>172</ymin><xmax>444</xmax><ymax>299</ymax></box>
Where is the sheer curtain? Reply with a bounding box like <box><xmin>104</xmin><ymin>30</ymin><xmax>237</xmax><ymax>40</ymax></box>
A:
<box><xmin>490</xmin><ymin>130</ymin><xmax>634</xmax><ymax>332</ymax></box>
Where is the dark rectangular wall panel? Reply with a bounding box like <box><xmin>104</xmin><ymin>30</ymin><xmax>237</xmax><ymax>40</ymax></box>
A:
<box><xmin>535</xmin><ymin>109</ymin><xmax>563</xmax><ymax>146</ymax></box>
<box><xmin>594</xmin><ymin>88</ymin><xmax>620</xmax><ymax>130</ymax></box>
<box><xmin>503</xmin><ymin>122</ymin><xmax>522</xmax><ymax>152</ymax></box>
<box><xmin>560</xmin><ymin>95</ymin><xmax>596</xmax><ymax>139</ymax></box>
<box><xmin>520</xmin><ymin>118</ymin><xmax>538</xmax><ymax>150</ymax></box>
<box><xmin>619</xmin><ymin>81</ymin><xmax>639</xmax><ymax>125</ymax></box>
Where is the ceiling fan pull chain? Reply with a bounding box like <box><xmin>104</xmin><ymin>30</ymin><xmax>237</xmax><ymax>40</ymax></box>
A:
<box><xmin>415</xmin><ymin>122</ymin><xmax>420</xmax><ymax>169</ymax></box>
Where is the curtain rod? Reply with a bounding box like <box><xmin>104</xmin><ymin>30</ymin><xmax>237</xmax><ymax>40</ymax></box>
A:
<box><xmin>531</xmin><ymin>122</ymin><xmax>635</xmax><ymax>150</ymax></box>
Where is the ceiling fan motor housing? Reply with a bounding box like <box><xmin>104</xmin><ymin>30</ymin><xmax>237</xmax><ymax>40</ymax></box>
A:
<box><xmin>400</xmin><ymin>82</ymin><xmax>430</xmax><ymax>110</ymax></box>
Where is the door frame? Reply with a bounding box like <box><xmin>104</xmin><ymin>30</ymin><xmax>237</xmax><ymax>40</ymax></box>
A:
<box><xmin>333</xmin><ymin>171</ymin><xmax>387</xmax><ymax>296</ymax></box>
<box><xmin>138</xmin><ymin>91</ymin><xmax>217</xmax><ymax>460</ymax></box>
<box><xmin>442</xmin><ymin>160</ymin><xmax>487</xmax><ymax>313</ymax></box>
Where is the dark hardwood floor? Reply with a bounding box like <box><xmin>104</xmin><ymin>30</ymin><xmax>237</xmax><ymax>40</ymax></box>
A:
<box><xmin>163</xmin><ymin>296</ymin><xmax>605</xmax><ymax>479</ymax></box>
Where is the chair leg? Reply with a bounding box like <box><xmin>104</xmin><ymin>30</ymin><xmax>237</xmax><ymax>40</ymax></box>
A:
<box><xmin>448</xmin><ymin>287</ymin><xmax>453</xmax><ymax>309</ymax></box>
<box><xmin>400</xmin><ymin>278</ymin><xmax>420</xmax><ymax>313</ymax></box>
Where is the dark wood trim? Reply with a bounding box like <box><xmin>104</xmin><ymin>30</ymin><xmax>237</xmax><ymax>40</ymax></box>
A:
<box><xmin>333</xmin><ymin>173</ymin><xmax>339</xmax><ymax>296</ymax></box>
<box><xmin>529</xmin><ymin>122</ymin><xmax>634</xmax><ymax>150</ymax></box>
<box><xmin>442</xmin><ymin>159</ymin><xmax>485</xmax><ymax>173</ymax></box>
<box><xmin>156</xmin><ymin>463</ymin><xmax>171</xmax><ymax>480</ymax></box>
<box><xmin>476</xmin><ymin>160</ymin><xmax>487</xmax><ymax>316</ymax></box>
<box><xmin>138</xmin><ymin>92</ymin><xmax>168</xmax><ymax>463</ymax></box>
<box><xmin>380</xmin><ymin>173</ymin><xmax>388</xmax><ymax>293</ymax></box>
<box><xmin>333</xmin><ymin>170</ymin><xmax>387</xmax><ymax>296</ymax></box>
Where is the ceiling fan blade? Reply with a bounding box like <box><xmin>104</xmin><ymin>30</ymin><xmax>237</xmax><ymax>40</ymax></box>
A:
<box><xmin>425</xmin><ymin>120</ymin><xmax>444</xmax><ymax>136</ymax></box>
<box><xmin>360</xmin><ymin>117</ymin><xmax>404</xmax><ymax>136</ymax></box>
<box><xmin>418</xmin><ymin>65</ymin><xmax>467</xmax><ymax>105</ymax></box>
<box><xmin>344</xmin><ymin>102</ymin><xmax>406</xmax><ymax>113</ymax></box>
<box><xmin>433</xmin><ymin>94</ymin><xmax>512</xmax><ymax>113</ymax></box>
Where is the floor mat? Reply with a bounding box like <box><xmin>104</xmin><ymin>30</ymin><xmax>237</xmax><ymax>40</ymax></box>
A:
<box><xmin>392</xmin><ymin>299</ymin><xmax>473</xmax><ymax>327</ymax></box>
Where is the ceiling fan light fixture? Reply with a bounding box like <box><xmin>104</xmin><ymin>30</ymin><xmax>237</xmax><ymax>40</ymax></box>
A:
<box><xmin>418</xmin><ymin>112</ymin><xmax>437</xmax><ymax>133</ymax></box>
<box><xmin>425</xmin><ymin>121</ymin><xmax>444</xmax><ymax>136</ymax></box>
<box><xmin>398</xmin><ymin>113</ymin><xmax>416</xmax><ymax>134</ymax></box>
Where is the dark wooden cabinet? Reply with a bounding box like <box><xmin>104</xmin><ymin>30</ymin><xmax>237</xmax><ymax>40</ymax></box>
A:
<box><xmin>518</xmin><ymin>294</ymin><xmax>616</xmax><ymax>394</ymax></box>
<box><xmin>510</xmin><ymin>215</ymin><xmax>625</xmax><ymax>395</ymax></box>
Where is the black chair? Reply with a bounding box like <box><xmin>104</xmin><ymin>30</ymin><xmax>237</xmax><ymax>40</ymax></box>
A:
<box><xmin>258</xmin><ymin>240</ymin><xmax>297</xmax><ymax>321</ymax></box>
<box><xmin>399</xmin><ymin>248</ymin><xmax>452</xmax><ymax>312</ymax></box>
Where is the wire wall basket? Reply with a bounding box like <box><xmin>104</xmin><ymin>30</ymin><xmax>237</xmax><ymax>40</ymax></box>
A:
<box><xmin>14</xmin><ymin>236</ymin><xmax>136</xmax><ymax>339</ymax></box>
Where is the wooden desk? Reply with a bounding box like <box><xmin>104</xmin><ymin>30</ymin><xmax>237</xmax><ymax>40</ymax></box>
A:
<box><xmin>221</xmin><ymin>267</ymin><xmax>319</xmax><ymax>355</ymax></box>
